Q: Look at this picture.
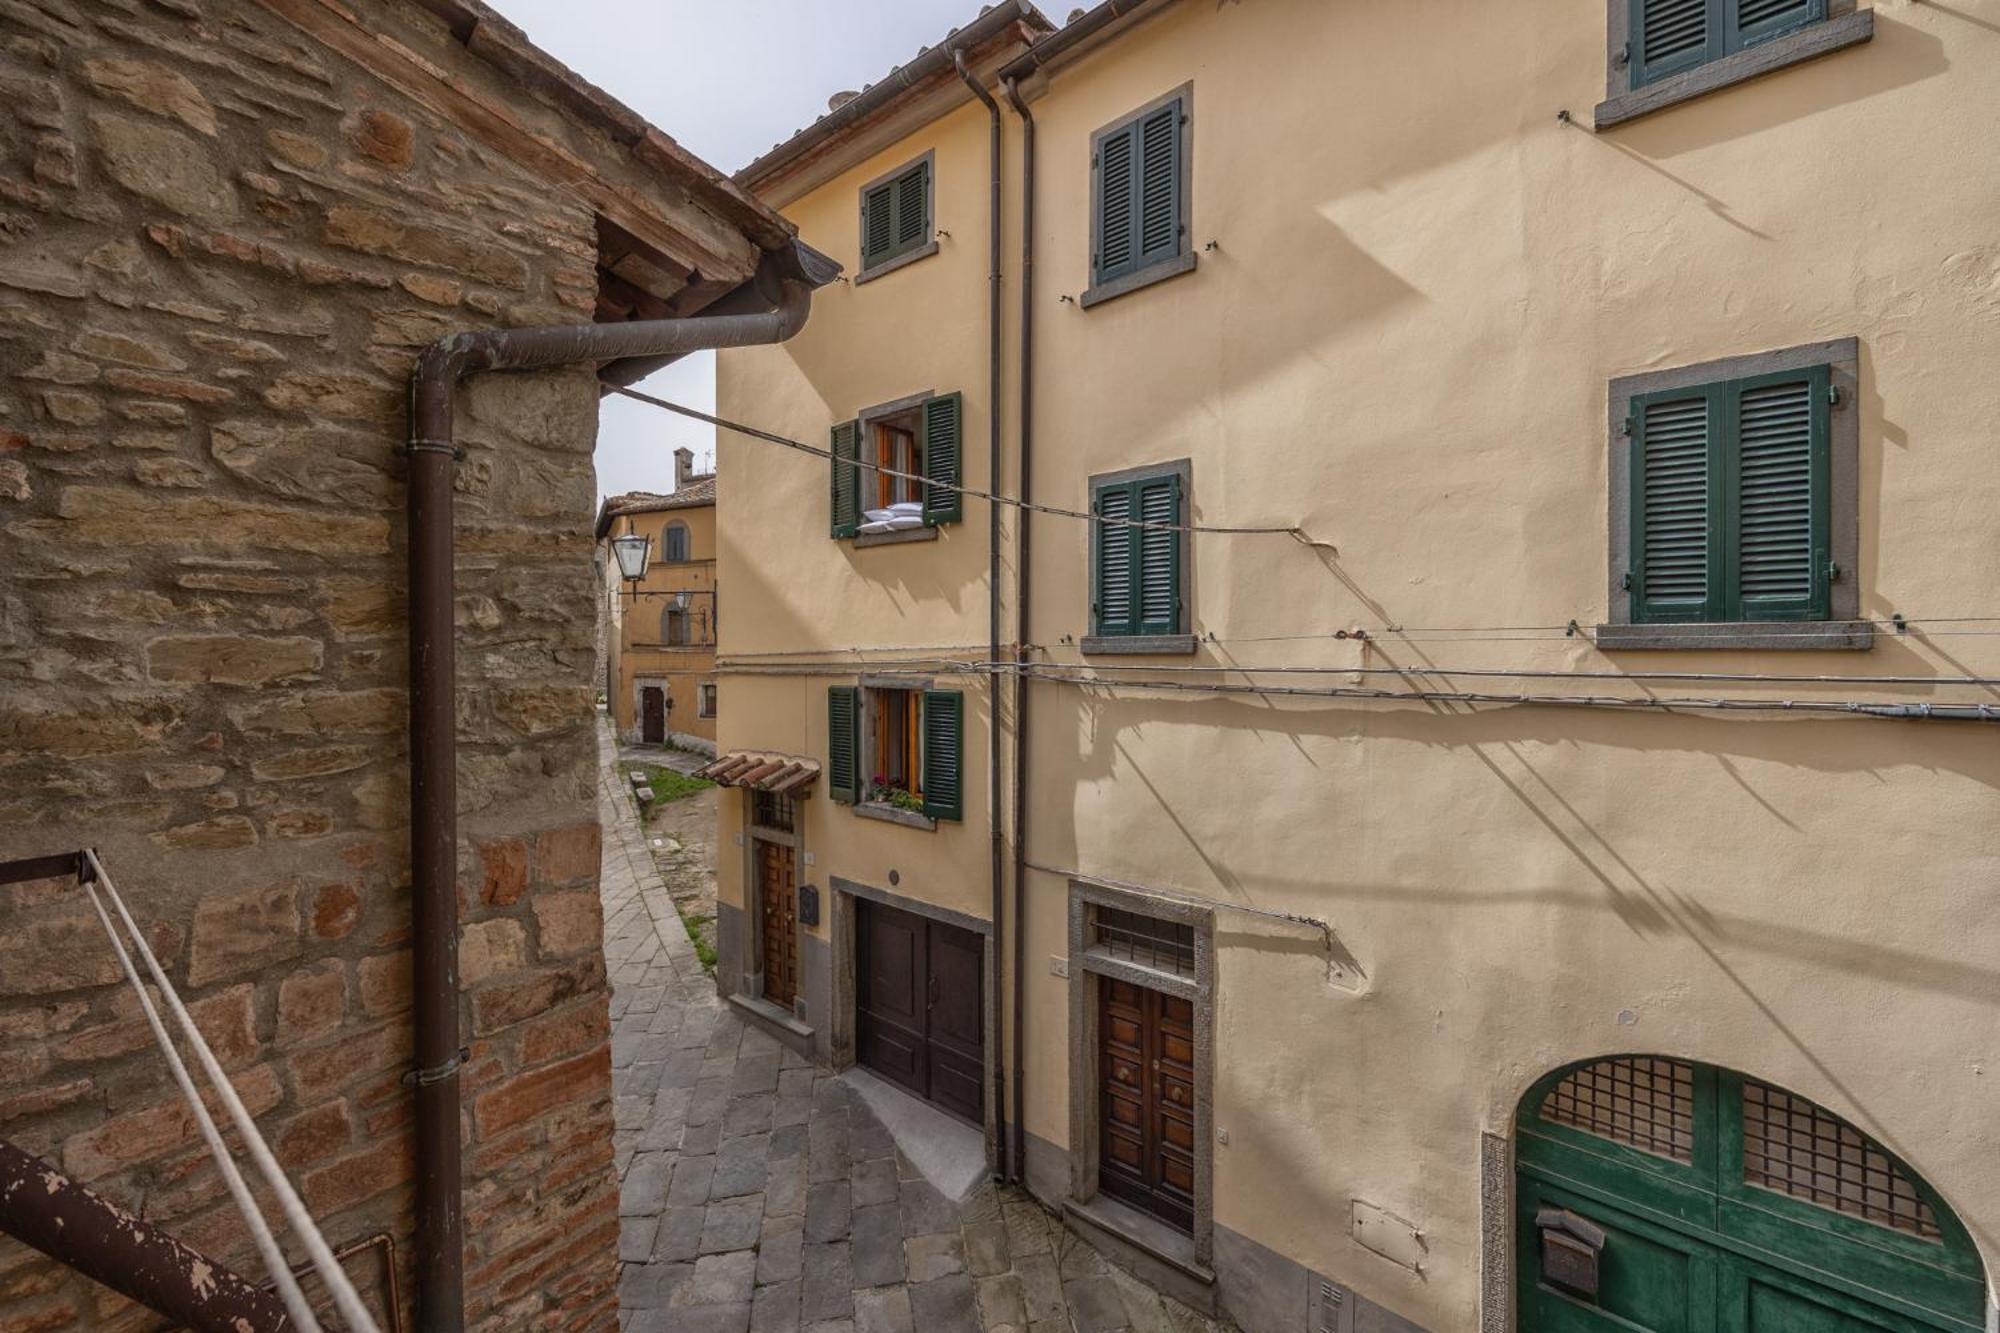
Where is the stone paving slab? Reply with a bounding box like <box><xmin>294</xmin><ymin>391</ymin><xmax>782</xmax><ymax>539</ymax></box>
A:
<box><xmin>597</xmin><ymin>717</ymin><xmax>1235</xmax><ymax>1333</ymax></box>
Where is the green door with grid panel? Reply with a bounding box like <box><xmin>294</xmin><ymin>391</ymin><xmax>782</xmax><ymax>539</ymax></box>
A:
<box><xmin>1516</xmin><ymin>1058</ymin><xmax>1983</xmax><ymax>1333</ymax></box>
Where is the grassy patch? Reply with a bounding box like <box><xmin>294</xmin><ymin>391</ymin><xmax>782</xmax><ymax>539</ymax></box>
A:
<box><xmin>681</xmin><ymin>910</ymin><xmax>718</xmax><ymax>973</ymax></box>
<box><xmin>629</xmin><ymin>762</ymin><xmax>714</xmax><ymax>808</ymax></box>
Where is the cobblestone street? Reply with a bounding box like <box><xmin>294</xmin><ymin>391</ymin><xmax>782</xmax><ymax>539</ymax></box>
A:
<box><xmin>596</xmin><ymin>720</ymin><xmax>1229</xmax><ymax>1333</ymax></box>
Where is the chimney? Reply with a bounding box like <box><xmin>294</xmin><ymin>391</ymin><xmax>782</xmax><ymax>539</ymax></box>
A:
<box><xmin>674</xmin><ymin>446</ymin><xmax>695</xmax><ymax>490</ymax></box>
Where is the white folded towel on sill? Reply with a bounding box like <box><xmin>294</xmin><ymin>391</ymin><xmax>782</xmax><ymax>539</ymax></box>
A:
<box><xmin>887</xmin><ymin>501</ymin><xmax>925</xmax><ymax>516</ymax></box>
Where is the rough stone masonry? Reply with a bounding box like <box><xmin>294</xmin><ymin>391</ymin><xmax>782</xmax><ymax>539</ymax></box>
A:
<box><xmin>0</xmin><ymin>1</ymin><xmax>626</xmax><ymax>1329</ymax></box>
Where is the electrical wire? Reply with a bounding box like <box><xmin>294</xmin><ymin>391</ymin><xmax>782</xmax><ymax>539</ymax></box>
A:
<box><xmin>607</xmin><ymin>384</ymin><xmax>1324</xmax><ymax>543</ymax></box>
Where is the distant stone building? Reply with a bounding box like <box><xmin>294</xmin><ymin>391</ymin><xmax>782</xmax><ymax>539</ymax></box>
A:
<box><xmin>0</xmin><ymin>2</ymin><xmax>810</xmax><ymax>1329</ymax></box>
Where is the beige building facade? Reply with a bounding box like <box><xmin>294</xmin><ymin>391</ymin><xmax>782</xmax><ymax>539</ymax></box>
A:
<box><xmin>714</xmin><ymin>3</ymin><xmax>2000</xmax><ymax>1331</ymax></box>
<box><xmin>598</xmin><ymin>448</ymin><xmax>720</xmax><ymax>753</ymax></box>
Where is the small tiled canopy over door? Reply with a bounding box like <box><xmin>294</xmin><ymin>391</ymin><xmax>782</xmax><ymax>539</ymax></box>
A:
<box><xmin>855</xmin><ymin>899</ymin><xmax>983</xmax><ymax>1125</ymax></box>
<box><xmin>755</xmin><ymin>841</ymin><xmax>796</xmax><ymax>1008</ymax></box>
<box><xmin>1098</xmin><ymin>977</ymin><xmax>1196</xmax><ymax>1232</ymax></box>
<box><xmin>1515</xmin><ymin>1057</ymin><xmax>1984</xmax><ymax>1331</ymax></box>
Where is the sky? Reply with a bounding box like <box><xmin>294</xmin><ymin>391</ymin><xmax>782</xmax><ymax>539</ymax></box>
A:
<box><xmin>485</xmin><ymin>0</ymin><xmax>1001</xmax><ymax>499</ymax></box>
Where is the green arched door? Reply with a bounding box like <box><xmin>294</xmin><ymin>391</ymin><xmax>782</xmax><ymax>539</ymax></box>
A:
<box><xmin>1515</xmin><ymin>1057</ymin><xmax>1984</xmax><ymax>1332</ymax></box>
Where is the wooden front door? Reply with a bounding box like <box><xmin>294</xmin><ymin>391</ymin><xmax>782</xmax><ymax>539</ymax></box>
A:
<box><xmin>855</xmin><ymin>900</ymin><xmax>983</xmax><ymax>1126</ymax></box>
<box><xmin>1098</xmin><ymin>977</ymin><xmax>1196</xmax><ymax>1233</ymax></box>
<box><xmin>755</xmin><ymin>841</ymin><xmax>796</xmax><ymax>1008</ymax></box>
<box><xmin>640</xmin><ymin>687</ymin><xmax>665</xmax><ymax>743</ymax></box>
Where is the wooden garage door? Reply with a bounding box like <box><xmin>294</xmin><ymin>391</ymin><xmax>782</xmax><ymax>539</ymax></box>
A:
<box><xmin>1098</xmin><ymin>977</ymin><xmax>1196</xmax><ymax>1233</ymax></box>
<box><xmin>855</xmin><ymin>899</ymin><xmax>983</xmax><ymax>1126</ymax></box>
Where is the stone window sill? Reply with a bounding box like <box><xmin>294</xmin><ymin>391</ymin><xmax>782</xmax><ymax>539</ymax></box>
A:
<box><xmin>1080</xmin><ymin>251</ymin><xmax>1197</xmax><ymax>310</ymax></box>
<box><xmin>852</xmin><ymin>525</ymin><xmax>938</xmax><ymax>549</ymax></box>
<box><xmin>1080</xmin><ymin>634</ymin><xmax>1198</xmax><ymax>657</ymax></box>
<box><xmin>1594</xmin><ymin>621</ymin><xmax>1874</xmax><ymax>652</ymax></box>
<box><xmin>1594</xmin><ymin>11</ymin><xmax>1873</xmax><ymax>130</ymax></box>
<box><xmin>853</xmin><ymin>240</ymin><xmax>939</xmax><ymax>286</ymax></box>
<box><xmin>855</xmin><ymin>802</ymin><xmax>937</xmax><ymax>831</ymax></box>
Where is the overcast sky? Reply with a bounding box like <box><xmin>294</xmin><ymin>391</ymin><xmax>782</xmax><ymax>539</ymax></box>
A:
<box><xmin>486</xmin><ymin>0</ymin><xmax>996</xmax><ymax>499</ymax></box>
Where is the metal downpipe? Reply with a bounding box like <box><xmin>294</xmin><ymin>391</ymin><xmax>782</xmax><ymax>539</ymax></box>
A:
<box><xmin>404</xmin><ymin>264</ymin><xmax>819</xmax><ymax>1332</ymax></box>
<box><xmin>953</xmin><ymin>46</ymin><xmax>1009</xmax><ymax>1182</ymax></box>
<box><xmin>1001</xmin><ymin>73</ymin><xmax>1035</xmax><ymax>1187</ymax></box>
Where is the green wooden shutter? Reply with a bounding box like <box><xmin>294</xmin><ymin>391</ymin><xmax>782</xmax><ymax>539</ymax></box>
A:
<box><xmin>893</xmin><ymin>160</ymin><xmax>929</xmax><ymax>255</ymax></box>
<box><xmin>860</xmin><ymin>182</ymin><xmax>894</xmax><ymax>269</ymax></box>
<box><xmin>921</xmin><ymin>392</ymin><xmax>963</xmax><ymax>526</ymax></box>
<box><xmin>920</xmin><ymin>689</ymin><xmax>962</xmax><ymax>822</ymax></box>
<box><xmin>1092</xmin><ymin>481</ymin><xmax>1137</xmax><ymax>637</ymax></box>
<box><xmin>1134</xmin><ymin>102</ymin><xmax>1182</xmax><ymax>271</ymax></box>
<box><xmin>1632</xmin><ymin>0</ymin><xmax>1717</xmax><ymax>85</ymax></box>
<box><xmin>1728</xmin><ymin>0</ymin><xmax>1821</xmax><ymax>51</ymax></box>
<box><xmin>830</xmin><ymin>419</ymin><xmax>860</xmax><ymax>538</ymax></box>
<box><xmin>827</xmin><ymin>686</ymin><xmax>860</xmax><ymax>804</ymax></box>
<box><xmin>1630</xmin><ymin>385</ymin><xmax>1724</xmax><ymax>623</ymax></box>
<box><xmin>1727</xmin><ymin>365</ymin><xmax>1828</xmax><ymax>621</ymax></box>
<box><xmin>1135</xmin><ymin>473</ymin><xmax>1182</xmax><ymax>635</ymax></box>
<box><xmin>1094</xmin><ymin>120</ymin><xmax>1137</xmax><ymax>285</ymax></box>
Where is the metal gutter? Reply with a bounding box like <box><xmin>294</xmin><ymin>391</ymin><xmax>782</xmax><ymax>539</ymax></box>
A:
<box><xmin>1000</xmin><ymin>73</ymin><xmax>1036</xmax><ymax>1186</ymax></box>
<box><xmin>404</xmin><ymin>240</ymin><xmax>835</xmax><ymax>1333</ymax></box>
<box><xmin>952</xmin><ymin>45</ymin><xmax>1009</xmax><ymax>1181</ymax></box>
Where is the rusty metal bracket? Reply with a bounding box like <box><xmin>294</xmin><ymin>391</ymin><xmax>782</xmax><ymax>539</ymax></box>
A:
<box><xmin>402</xmin><ymin>1046</ymin><xmax>469</xmax><ymax>1087</ymax></box>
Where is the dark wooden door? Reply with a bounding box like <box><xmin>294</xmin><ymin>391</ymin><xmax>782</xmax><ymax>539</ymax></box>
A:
<box><xmin>855</xmin><ymin>900</ymin><xmax>983</xmax><ymax>1126</ymax></box>
<box><xmin>640</xmin><ymin>687</ymin><xmax>665</xmax><ymax>743</ymax></box>
<box><xmin>756</xmin><ymin>841</ymin><xmax>796</xmax><ymax>1008</ymax></box>
<box><xmin>1098</xmin><ymin>977</ymin><xmax>1196</xmax><ymax>1233</ymax></box>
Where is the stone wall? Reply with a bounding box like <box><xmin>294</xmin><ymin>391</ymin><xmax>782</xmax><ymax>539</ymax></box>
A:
<box><xmin>0</xmin><ymin>1</ymin><xmax>614</xmax><ymax>1329</ymax></box>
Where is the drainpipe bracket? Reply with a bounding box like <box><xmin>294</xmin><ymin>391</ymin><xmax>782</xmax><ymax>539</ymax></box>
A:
<box><xmin>403</xmin><ymin>1047</ymin><xmax>470</xmax><ymax>1087</ymax></box>
<box><xmin>402</xmin><ymin>439</ymin><xmax>467</xmax><ymax>461</ymax></box>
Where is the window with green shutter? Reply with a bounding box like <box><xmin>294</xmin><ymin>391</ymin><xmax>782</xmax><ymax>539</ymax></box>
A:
<box><xmin>830</xmin><ymin>392</ymin><xmax>962</xmax><ymax>542</ymax></box>
<box><xmin>1089</xmin><ymin>464</ymin><xmax>1187</xmax><ymax>646</ymax></box>
<box><xmin>1629</xmin><ymin>363</ymin><xmax>1830</xmax><ymax>625</ymax></box>
<box><xmin>919</xmin><ymin>690</ymin><xmax>962</xmax><ymax>822</ymax></box>
<box><xmin>1085</xmin><ymin>88</ymin><xmax>1193</xmax><ymax>306</ymax></box>
<box><xmin>829</xmin><ymin>419</ymin><xmax>861</xmax><ymax>538</ymax></box>
<box><xmin>827</xmin><ymin>686</ymin><xmax>861</xmax><ymax>804</ymax></box>
<box><xmin>857</xmin><ymin>154</ymin><xmax>933</xmax><ymax>277</ymax></box>
<box><xmin>1629</xmin><ymin>0</ymin><xmax>1827</xmax><ymax>87</ymax></box>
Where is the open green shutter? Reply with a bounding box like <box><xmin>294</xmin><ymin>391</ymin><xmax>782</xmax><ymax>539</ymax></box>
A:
<box><xmin>1094</xmin><ymin>120</ymin><xmax>1138</xmax><ymax>285</ymax></box>
<box><xmin>1092</xmin><ymin>481</ymin><xmax>1136</xmax><ymax>636</ymax></box>
<box><xmin>827</xmin><ymin>686</ymin><xmax>860</xmax><ymax>804</ymax></box>
<box><xmin>830</xmin><ymin>419</ymin><xmax>861</xmax><ymax>538</ymax></box>
<box><xmin>1631</xmin><ymin>385</ymin><xmax>1724</xmax><ymax>623</ymax></box>
<box><xmin>921</xmin><ymin>392</ymin><xmax>963</xmax><ymax>526</ymax></box>
<box><xmin>860</xmin><ymin>183</ymin><xmax>893</xmax><ymax>269</ymax></box>
<box><xmin>920</xmin><ymin>690</ymin><xmax>962</xmax><ymax>822</ymax></box>
<box><xmin>1632</xmin><ymin>0</ymin><xmax>1717</xmax><ymax>85</ymax></box>
<box><xmin>1727</xmin><ymin>365</ymin><xmax>1828</xmax><ymax>621</ymax></box>
<box><xmin>1134</xmin><ymin>101</ymin><xmax>1182</xmax><ymax>271</ymax></box>
<box><xmin>1134</xmin><ymin>473</ymin><xmax>1182</xmax><ymax>635</ymax></box>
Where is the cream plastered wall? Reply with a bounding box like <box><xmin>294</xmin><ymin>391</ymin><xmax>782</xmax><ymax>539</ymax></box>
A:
<box><xmin>607</xmin><ymin>504</ymin><xmax>717</xmax><ymax>742</ymax></box>
<box><xmin>725</xmin><ymin>1</ymin><xmax>2000</xmax><ymax>1327</ymax></box>
<box><xmin>1010</xmin><ymin>1</ymin><xmax>2000</xmax><ymax>1329</ymax></box>
<box><xmin>717</xmin><ymin>96</ymin><xmax>1014</xmax><ymax>928</ymax></box>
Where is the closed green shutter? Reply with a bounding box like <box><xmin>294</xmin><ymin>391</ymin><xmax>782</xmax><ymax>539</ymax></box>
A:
<box><xmin>860</xmin><ymin>161</ymin><xmax>930</xmax><ymax>271</ymax></box>
<box><xmin>1729</xmin><ymin>0</ymin><xmax>1821</xmax><ymax>50</ymax></box>
<box><xmin>827</xmin><ymin>686</ymin><xmax>860</xmax><ymax>804</ymax></box>
<box><xmin>1135</xmin><ymin>473</ymin><xmax>1182</xmax><ymax>636</ymax></box>
<box><xmin>1632</xmin><ymin>0</ymin><xmax>1824</xmax><ymax>86</ymax></box>
<box><xmin>1094</xmin><ymin>99</ymin><xmax>1182</xmax><ymax>287</ymax></box>
<box><xmin>920</xmin><ymin>689</ymin><xmax>962</xmax><ymax>822</ymax></box>
<box><xmin>1629</xmin><ymin>367</ymin><xmax>1829</xmax><ymax>624</ymax></box>
<box><xmin>1630</xmin><ymin>385</ymin><xmax>1723</xmax><ymax>623</ymax></box>
<box><xmin>1092</xmin><ymin>482</ymin><xmax>1137</xmax><ymax>637</ymax></box>
<box><xmin>830</xmin><ymin>419</ymin><xmax>861</xmax><ymax>538</ymax></box>
<box><xmin>921</xmin><ymin>392</ymin><xmax>963</xmax><ymax>526</ymax></box>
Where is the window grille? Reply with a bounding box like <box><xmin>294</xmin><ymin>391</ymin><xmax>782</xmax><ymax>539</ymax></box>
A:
<box><xmin>752</xmin><ymin>791</ymin><xmax>794</xmax><ymax>834</ymax></box>
<box><xmin>1741</xmin><ymin>1081</ymin><xmax>1941</xmax><ymax>1240</ymax></box>
<box><xmin>1540</xmin><ymin>1057</ymin><xmax>1694</xmax><ymax>1163</ymax></box>
<box><xmin>1092</xmin><ymin>905</ymin><xmax>1195</xmax><ymax>978</ymax></box>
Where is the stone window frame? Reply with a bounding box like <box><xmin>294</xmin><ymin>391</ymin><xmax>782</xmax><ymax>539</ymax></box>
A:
<box><xmin>827</xmin><ymin>873</ymin><xmax>1003</xmax><ymax>1172</ymax></box>
<box><xmin>1081</xmin><ymin>457</ymin><xmax>1197</xmax><ymax>657</ymax></box>
<box><xmin>1599</xmin><ymin>336</ymin><xmax>1870</xmax><ymax>651</ymax></box>
<box><xmin>1082</xmin><ymin>83</ymin><xmax>1197</xmax><ymax>310</ymax></box>
<box><xmin>853</xmin><ymin>148</ymin><xmax>938</xmax><ymax>286</ymax></box>
<box><xmin>853</xmin><ymin>674</ymin><xmax>939</xmax><ymax>831</ymax></box>
<box><xmin>851</xmin><ymin>389</ymin><xmax>942</xmax><ymax>549</ymax></box>
<box><xmin>697</xmin><ymin>682</ymin><xmax>717</xmax><ymax>718</ymax></box>
<box><xmin>1594</xmin><ymin>1</ymin><xmax>1873</xmax><ymax>130</ymax></box>
<box><xmin>1065</xmin><ymin>876</ymin><xmax>1216</xmax><ymax>1270</ymax></box>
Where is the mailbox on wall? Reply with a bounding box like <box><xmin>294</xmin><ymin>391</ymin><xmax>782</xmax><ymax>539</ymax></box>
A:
<box><xmin>797</xmin><ymin>883</ymin><xmax>820</xmax><ymax>927</ymax></box>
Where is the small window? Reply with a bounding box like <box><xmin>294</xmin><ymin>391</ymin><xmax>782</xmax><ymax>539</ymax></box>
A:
<box><xmin>1084</xmin><ymin>462</ymin><xmax>1192</xmax><ymax>654</ymax></box>
<box><xmin>825</xmin><ymin>684</ymin><xmax>961</xmax><ymax>822</ymax></box>
<box><xmin>1597</xmin><ymin>1</ymin><xmax>1872</xmax><ymax>129</ymax></box>
<box><xmin>751</xmin><ymin>789</ymin><xmax>794</xmax><ymax>834</ymax></box>
<box><xmin>856</xmin><ymin>152</ymin><xmax>934</xmax><ymax>281</ymax></box>
<box><xmin>697</xmin><ymin>683</ymin><xmax>716</xmax><ymax>718</ymax></box>
<box><xmin>661</xmin><ymin>605</ymin><xmax>688</xmax><ymax>647</ymax></box>
<box><xmin>830</xmin><ymin>393</ymin><xmax>962</xmax><ymax>539</ymax></box>
<box><xmin>1085</xmin><ymin>87</ymin><xmax>1193</xmax><ymax>308</ymax></box>
<box><xmin>1090</xmin><ymin>904</ymin><xmax>1195</xmax><ymax>979</ymax></box>
<box><xmin>661</xmin><ymin>522</ymin><xmax>690</xmax><ymax>563</ymax></box>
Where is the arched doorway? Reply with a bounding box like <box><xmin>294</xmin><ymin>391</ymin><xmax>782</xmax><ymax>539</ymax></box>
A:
<box><xmin>1515</xmin><ymin>1056</ymin><xmax>1984</xmax><ymax>1331</ymax></box>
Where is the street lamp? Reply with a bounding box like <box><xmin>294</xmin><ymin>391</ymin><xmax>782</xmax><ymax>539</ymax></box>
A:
<box><xmin>610</xmin><ymin>532</ymin><xmax>650</xmax><ymax>584</ymax></box>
